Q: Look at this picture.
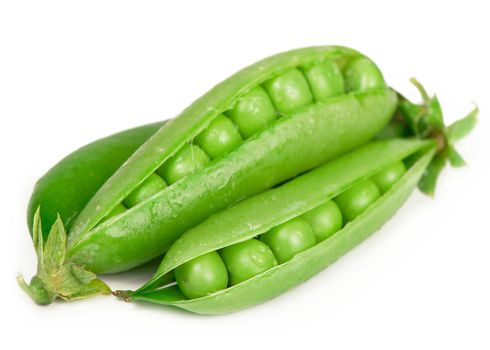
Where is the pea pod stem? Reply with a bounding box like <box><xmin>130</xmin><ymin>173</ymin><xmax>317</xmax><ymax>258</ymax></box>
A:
<box><xmin>391</xmin><ymin>79</ymin><xmax>478</xmax><ymax>195</ymax></box>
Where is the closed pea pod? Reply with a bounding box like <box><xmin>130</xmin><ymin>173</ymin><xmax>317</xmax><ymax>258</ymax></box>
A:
<box><xmin>26</xmin><ymin>121</ymin><xmax>164</xmax><ymax>238</ymax></box>
<box><xmin>118</xmin><ymin>139</ymin><xmax>435</xmax><ymax>313</ymax></box>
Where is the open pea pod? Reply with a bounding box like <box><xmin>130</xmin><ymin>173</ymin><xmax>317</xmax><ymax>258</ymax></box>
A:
<box><xmin>120</xmin><ymin>139</ymin><xmax>435</xmax><ymax>314</ymax></box>
<box><xmin>64</xmin><ymin>46</ymin><xmax>396</xmax><ymax>275</ymax></box>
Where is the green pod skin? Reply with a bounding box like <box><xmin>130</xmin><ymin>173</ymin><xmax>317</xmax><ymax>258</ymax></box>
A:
<box><xmin>124</xmin><ymin>139</ymin><xmax>435</xmax><ymax>312</ymax></box>
<box><xmin>27</xmin><ymin>122</ymin><xmax>163</xmax><ymax>239</ymax></box>
<box><xmin>65</xmin><ymin>46</ymin><xmax>397</xmax><ymax>274</ymax></box>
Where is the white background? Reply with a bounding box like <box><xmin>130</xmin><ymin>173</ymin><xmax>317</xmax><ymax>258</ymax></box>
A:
<box><xmin>1</xmin><ymin>1</ymin><xmax>489</xmax><ymax>349</ymax></box>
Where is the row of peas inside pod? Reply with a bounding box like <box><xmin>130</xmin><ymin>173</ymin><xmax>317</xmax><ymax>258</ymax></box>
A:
<box><xmin>173</xmin><ymin>161</ymin><xmax>405</xmax><ymax>299</ymax></box>
<box><xmin>103</xmin><ymin>56</ymin><xmax>386</xmax><ymax>221</ymax></box>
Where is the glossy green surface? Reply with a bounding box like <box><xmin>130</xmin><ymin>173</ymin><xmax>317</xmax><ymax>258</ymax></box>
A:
<box><xmin>343</xmin><ymin>57</ymin><xmax>386</xmax><ymax>92</ymax></box>
<box><xmin>301</xmin><ymin>200</ymin><xmax>343</xmax><ymax>242</ymax></box>
<box><xmin>220</xmin><ymin>239</ymin><xmax>277</xmax><ymax>285</ymax></box>
<box><xmin>260</xmin><ymin>218</ymin><xmax>316</xmax><ymax>263</ymax></box>
<box><xmin>156</xmin><ymin>144</ymin><xmax>209</xmax><ymax>185</ymax></box>
<box><xmin>227</xmin><ymin>86</ymin><xmax>277</xmax><ymax>138</ymax></box>
<box><xmin>335</xmin><ymin>179</ymin><xmax>381</xmax><ymax>222</ymax></box>
<box><xmin>66</xmin><ymin>46</ymin><xmax>397</xmax><ymax>274</ymax></box>
<box><xmin>129</xmin><ymin>139</ymin><xmax>435</xmax><ymax>314</ymax></box>
<box><xmin>174</xmin><ymin>252</ymin><xmax>228</xmax><ymax>299</ymax></box>
<box><xmin>194</xmin><ymin>114</ymin><xmax>243</xmax><ymax>159</ymax></box>
<box><xmin>372</xmin><ymin>161</ymin><xmax>407</xmax><ymax>193</ymax></box>
<box><xmin>302</xmin><ymin>60</ymin><xmax>344</xmax><ymax>101</ymax></box>
<box><xmin>263</xmin><ymin>68</ymin><xmax>313</xmax><ymax>114</ymax></box>
<box><xmin>27</xmin><ymin>122</ymin><xmax>163</xmax><ymax>238</ymax></box>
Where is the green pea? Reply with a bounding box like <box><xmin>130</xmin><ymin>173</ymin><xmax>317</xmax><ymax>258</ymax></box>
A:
<box><xmin>220</xmin><ymin>239</ymin><xmax>277</xmax><ymax>285</ymax></box>
<box><xmin>372</xmin><ymin>161</ymin><xmax>406</xmax><ymax>193</ymax></box>
<box><xmin>123</xmin><ymin>174</ymin><xmax>167</xmax><ymax>208</ymax></box>
<box><xmin>156</xmin><ymin>144</ymin><xmax>209</xmax><ymax>185</ymax></box>
<box><xmin>335</xmin><ymin>179</ymin><xmax>381</xmax><ymax>222</ymax></box>
<box><xmin>263</xmin><ymin>68</ymin><xmax>313</xmax><ymax>114</ymax></box>
<box><xmin>302</xmin><ymin>60</ymin><xmax>344</xmax><ymax>101</ymax></box>
<box><xmin>174</xmin><ymin>251</ymin><xmax>228</xmax><ymax>299</ymax></box>
<box><xmin>102</xmin><ymin>203</ymin><xmax>127</xmax><ymax>222</ymax></box>
<box><xmin>195</xmin><ymin>114</ymin><xmax>243</xmax><ymax>159</ymax></box>
<box><xmin>227</xmin><ymin>86</ymin><xmax>277</xmax><ymax>139</ymax></box>
<box><xmin>343</xmin><ymin>57</ymin><xmax>386</xmax><ymax>92</ymax></box>
<box><xmin>301</xmin><ymin>200</ymin><xmax>343</xmax><ymax>242</ymax></box>
<box><xmin>260</xmin><ymin>217</ymin><xmax>316</xmax><ymax>263</ymax></box>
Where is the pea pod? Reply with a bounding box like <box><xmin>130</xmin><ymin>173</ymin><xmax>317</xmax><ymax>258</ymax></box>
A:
<box><xmin>65</xmin><ymin>46</ymin><xmax>396</xmax><ymax>275</ymax></box>
<box><xmin>27</xmin><ymin>122</ymin><xmax>164</xmax><ymax>238</ymax></box>
<box><xmin>20</xmin><ymin>46</ymin><xmax>477</xmax><ymax>305</ymax></box>
<box><xmin>119</xmin><ymin>139</ymin><xmax>435</xmax><ymax>314</ymax></box>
